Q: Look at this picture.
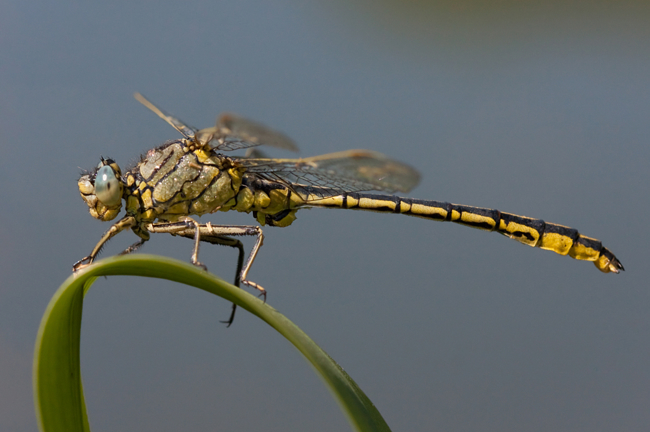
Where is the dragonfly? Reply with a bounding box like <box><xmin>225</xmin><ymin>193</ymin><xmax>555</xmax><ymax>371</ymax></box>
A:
<box><xmin>75</xmin><ymin>93</ymin><xmax>624</xmax><ymax>324</ymax></box>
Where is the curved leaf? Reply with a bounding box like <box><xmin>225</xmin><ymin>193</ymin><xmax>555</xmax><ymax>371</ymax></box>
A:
<box><xmin>33</xmin><ymin>254</ymin><xmax>390</xmax><ymax>432</ymax></box>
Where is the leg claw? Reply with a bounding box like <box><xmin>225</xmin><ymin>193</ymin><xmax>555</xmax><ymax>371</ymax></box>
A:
<box><xmin>72</xmin><ymin>256</ymin><xmax>93</xmax><ymax>272</ymax></box>
<box><xmin>192</xmin><ymin>260</ymin><xmax>208</xmax><ymax>271</ymax></box>
<box><xmin>243</xmin><ymin>280</ymin><xmax>267</xmax><ymax>303</ymax></box>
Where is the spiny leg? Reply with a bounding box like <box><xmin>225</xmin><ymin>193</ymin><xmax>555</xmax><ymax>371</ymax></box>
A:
<box><xmin>73</xmin><ymin>216</ymin><xmax>137</xmax><ymax>271</ymax></box>
<box><xmin>119</xmin><ymin>238</ymin><xmax>147</xmax><ymax>256</ymax></box>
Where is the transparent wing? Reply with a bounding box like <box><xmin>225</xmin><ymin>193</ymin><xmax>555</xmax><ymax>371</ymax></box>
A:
<box><xmin>195</xmin><ymin>113</ymin><xmax>299</xmax><ymax>152</ymax></box>
<box><xmin>243</xmin><ymin>148</ymin><xmax>269</xmax><ymax>158</ymax></box>
<box><xmin>236</xmin><ymin>150</ymin><xmax>421</xmax><ymax>198</ymax></box>
<box><xmin>134</xmin><ymin>93</ymin><xmax>197</xmax><ymax>138</ymax></box>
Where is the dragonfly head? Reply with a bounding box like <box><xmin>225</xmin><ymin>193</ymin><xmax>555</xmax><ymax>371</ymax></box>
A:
<box><xmin>78</xmin><ymin>158</ymin><xmax>124</xmax><ymax>221</ymax></box>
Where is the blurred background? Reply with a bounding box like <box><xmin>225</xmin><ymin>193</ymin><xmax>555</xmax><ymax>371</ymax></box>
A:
<box><xmin>2</xmin><ymin>1</ymin><xmax>649</xmax><ymax>431</ymax></box>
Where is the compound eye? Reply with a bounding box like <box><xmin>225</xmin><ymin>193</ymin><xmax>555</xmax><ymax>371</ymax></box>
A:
<box><xmin>95</xmin><ymin>165</ymin><xmax>122</xmax><ymax>206</ymax></box>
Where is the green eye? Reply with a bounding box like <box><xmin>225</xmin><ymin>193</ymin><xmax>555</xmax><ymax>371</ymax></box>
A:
<box><xmin>95</xmin><ymin>165</ymin><xmax>122</xmax><ymax>206</ymax></box>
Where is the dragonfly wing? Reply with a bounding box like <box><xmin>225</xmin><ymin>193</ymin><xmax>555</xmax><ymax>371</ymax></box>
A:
<box><xmin>134</xmin><ymin>93</ymin><xmax>197</xmax><ymax>138</ymax></box>
<box><xmin>238</xmin><ymin>150</ymin><xmax>421</xmax><ymax>199</ymax></box>
<box><xmin>196</xmin><ymin>113</ymin><xmax>299</xmax><ymax>152</ymax></box>
<box><xmin>243</xmin><ymin>148</ymin><xmax>269</xmax><ymax>158</ymax></box>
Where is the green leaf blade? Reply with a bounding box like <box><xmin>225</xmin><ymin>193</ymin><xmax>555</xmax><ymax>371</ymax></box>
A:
<box><xmin>33</xmin><ymin>254</ymin><xmax>390</xmax><ymax>432</ymax></box>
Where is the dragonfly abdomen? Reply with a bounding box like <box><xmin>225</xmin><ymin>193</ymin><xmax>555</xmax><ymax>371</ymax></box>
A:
<box><xmin>308</xmin><ymin>192</ymin><xmax>623</xmax><ymax>274</ymax></box>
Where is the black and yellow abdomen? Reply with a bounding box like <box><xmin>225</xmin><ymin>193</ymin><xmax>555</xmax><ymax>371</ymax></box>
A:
<box><xmin>302</xmin><ymin>192</ymin><xmax>623</xmax><ymax>274</ymax></box>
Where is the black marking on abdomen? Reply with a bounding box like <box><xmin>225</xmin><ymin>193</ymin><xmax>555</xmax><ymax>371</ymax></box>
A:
<box><xmin>499</xmin><ymin>213</ymin><xmax>546</xmax><ymax>243</ymax></box>
<box><xmin>544</xmin><ymin>222</ymin><xmax>579</xmax><ymax>243</ymax></box>
<box><xmin>347</xmin><ymin>192</ymin><xmax>360</xmax><ymax>209</ymax></box>
<box><xmin>400</xmin><ymin>197</ymin><xmax>450</xmax><ymax>221</ymax></box>
<box><xmin>392</xmin><ymin>197</ymin><xmax>404</xmax><ymax>213</ymax></box>
<box><xmin>366</xmin><ymin>195</ymin><xmax>400</xmax><ymax>213</ymax></box>
<box><xmin>574</xmin><ymin>236</ymin><xmax>602</xmax><ymax>252</ymax></box>
<box><xmin>601</xmin><ymin>247</ymin><xmax>624</xmax><ymax>271</ymax></box>
<box><xmin>451</xmin><ymin>205</ymin><xmax>501</xmax><ymax>230</ymax></box>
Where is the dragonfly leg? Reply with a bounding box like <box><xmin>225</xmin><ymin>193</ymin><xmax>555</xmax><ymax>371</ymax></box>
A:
<box><xmin>119</xmin><ymin>238</ymin><xmax>147</xmax><ymax>256</ymax></box>
<box><xmin>148</xmin><ymin>222</ymin><xmax>266</xmax><ymax>326</ymax></box>
<box><xmin>147</xmin><ymin>218</ymin><xmax>207</xmax><ymax>270</ymax></box>
<box><xmin>196</xmin><ymin>234</ymin><xmax>244</xmax><ymax>327</ymax></box>
<box><xmin>150</xmin><ymin>222</ymin><xmax>267</xmax><ymax>298</ymax></box>
<box><xmin>213</xmin><ymin>237</ymin><xmax>244</xmax><ymax>327</ymax></box>
<box><xmin>203</xmin><ymin>223</ymin><xmax>266</xmax><ymax>301</ymax></box>
<box><xmin>73</xmin><ymin>216</ymin><xmax>137</xmax><ymax>271</ymax></box>
<box><xmin>182</xmin><ymin>217</ymin><xmax>207</xmax><ymax>270</ymax></box>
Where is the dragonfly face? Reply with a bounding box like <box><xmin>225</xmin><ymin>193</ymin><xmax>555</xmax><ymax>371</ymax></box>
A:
<box><xmin>78</xmin><ymin>158</ymin><xmax>124</xmax><ymax>222</ymax></box>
